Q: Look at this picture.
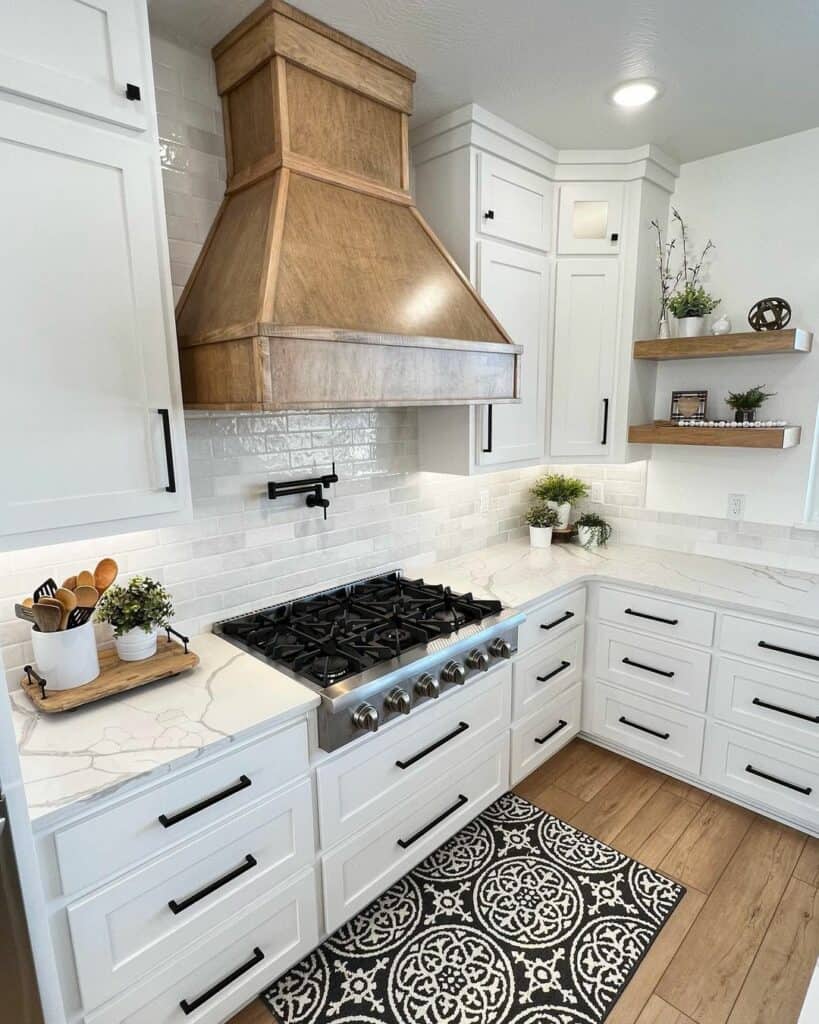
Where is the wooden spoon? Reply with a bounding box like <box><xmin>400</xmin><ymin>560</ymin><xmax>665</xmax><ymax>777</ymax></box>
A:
<box><xmin>74</xmin><ymin>585</ymin><xmax>99</xmax><ymax>609</ymax></box>
<box><xmin>77</xmin><ymin>570</ymin><xmax>95</xmax><ymax>589</ymax></box>
<box><xmin>93</xmin><ymin>558</ymin><xmax>118</xmax><ymax>595</ymax></box>
<box><xmin>22</xmin><ymin>596</ymin><xmax>33</xmax><ymax>608</ymax></box>
<box><xmin>54</xmin><ymin>587</ymin><xmax>77</xmax><ymax>630</ymax></box>
<box><xmin>31</xmin><ymin>603</ymin><xmax>61</xmax><ymax>633</ymax></box>
<box><xmin>62</xmin><ymin>575</ymin><xmax>78</xmax><ymax>592</ymax></box>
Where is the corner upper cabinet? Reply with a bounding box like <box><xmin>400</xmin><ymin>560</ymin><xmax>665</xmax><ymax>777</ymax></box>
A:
<box><xmin>478</xmin><ymin>153</ymin><xmax>553</xmax><ymax>251</ymax></box>
<box><xmin>557</xmin><ymin>183</ymin><xmax>623</xmax><ymax>255</ymax></box>
<box><xmin>0</xmin><ymin>0</ymin><xmax>149</xmax><ymax>130</ymax></box>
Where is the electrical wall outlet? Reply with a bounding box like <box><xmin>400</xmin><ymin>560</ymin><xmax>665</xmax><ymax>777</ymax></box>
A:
<box><xmin>479</xmin><ymin>489</ymin><xmax>490</xmax><ymax>514</ymax></box>
<box><xmin>590</xmin><ymin>482</ymin><xmax>604</xmax><ymax>503</ymax></box>
<box><xmin>726</xmin><ymin>493</ymin><xmax>746</xmax><ymax>520</ymax></box>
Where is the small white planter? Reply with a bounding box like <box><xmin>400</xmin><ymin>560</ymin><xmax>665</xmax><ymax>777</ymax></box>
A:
<box><xmin>546</xmin><ymin>500</ymin><xmax>571</xmax><ymax>528</ymax></box>
<box><xmin>577</xmin><ymin>526</ymin><xmax>599</xmax><ymax>549</ymax></box>
<box><xmin>529</xmin><ymin>525</ymin><xmax>554</xmax><ymax>548</ymax></box>
<box><xmin>676</xmin><ymin>315</ymin><xmax>706</xmax><ymax>338</ymax></box>
<box><xmin>115</xmin><ymin>626</ymin><xmax>159</xmax><ymax>662</ymax></box>
<box><xmin>31</xmin><ymin>620</ymin><xmax>100</xmax><ymax>691</ymax></box>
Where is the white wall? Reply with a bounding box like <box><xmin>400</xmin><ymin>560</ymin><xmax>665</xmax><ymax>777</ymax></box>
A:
<box><xmin>645</xmin><ymin>127</ymin><xmax>819</xmax><ymax>524</ymax></box>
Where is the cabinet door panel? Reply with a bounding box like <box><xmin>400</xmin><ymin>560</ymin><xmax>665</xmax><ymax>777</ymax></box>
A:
<box><xmin>550</xmin><ymin>259</ymin><xmax>618</xmax><ymax>458</ymax></box>
<box><xmin>477</xmin><ymin>153</ymin><xmax>552</xmax><ymax>251</ymax></box>
<box><xmin>476</xmin><ymin>241</ymin><xmax>548</xmax><ymax>466</ymax></box>
<box><xmin>0</xmin><ymin>101</ymin><xmax>182</xmax><ymax>536</ymax></box>
<box><xmin>0</xmin><ymin>0</ymin><xmax>148</xmax><ymax>129</ymax></box>
<box><xmin>557</xmin><ymin>183</ymin><xmax>623</xmax><ymax>254</ymax></box>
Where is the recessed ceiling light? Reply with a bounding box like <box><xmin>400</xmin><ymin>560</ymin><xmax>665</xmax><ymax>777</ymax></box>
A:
<box><xmin>610</xmin><ymin>79</ymin><xmax>662</xmax><ymax>108</ymax></box>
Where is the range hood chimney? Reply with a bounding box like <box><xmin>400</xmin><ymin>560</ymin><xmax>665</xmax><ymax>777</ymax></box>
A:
<box><xmin>176</xmin><ymin>0</ymin><xmax>521</xmax><ymax>410</ymax></box>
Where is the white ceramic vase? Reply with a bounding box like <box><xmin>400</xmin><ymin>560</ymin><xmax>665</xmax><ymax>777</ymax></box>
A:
<box><xmin>115</xmin><ymin>626</ymin><xmax>159</xmax><ymax>662</ymax></box>
<box><xmin>30</xmin><ymin>620</ymin><xmax>100</xmax><ymax>690</ymax></box>
<box><xmin>577</xmin><ymin>525</ymin><xmax>599</xmax><ymax>549</ymax></box>
<box><xmin>546</xmin><ymin>500</ymin><xmax>571</xmax><ymax>528</ymax></box>
<box><xmin>529</xmin><ymin>525</ymin><xmax>553</xmax><ymax>548</ymax></box>
<box><xmin>677</xmin><ymin>315</ymin><xmax>706</xmax><ymax>338</ymax></box>
<box><xmin>712</xmin><ymin>315</ymin><xmax>731</xmax><ymax>335</ymax></box>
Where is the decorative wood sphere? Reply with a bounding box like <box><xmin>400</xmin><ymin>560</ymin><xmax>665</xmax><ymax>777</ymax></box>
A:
<box><xmin>748</xmin><ymin>297</ymin><xmax>791</xmax><ymax>331</ymax></box>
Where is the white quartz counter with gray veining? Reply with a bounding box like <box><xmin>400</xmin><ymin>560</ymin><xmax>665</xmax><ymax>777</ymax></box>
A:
<box><xmin>10</xmin><ymin>633</ymin><xmax>319</xmax><ymax>828</ymax></box>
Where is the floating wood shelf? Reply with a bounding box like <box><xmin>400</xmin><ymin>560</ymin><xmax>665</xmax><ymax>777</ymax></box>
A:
<box><xmin>628</xmin><ymin>421</ymin><xmax>802</xmax><ymax>449</ymax></box>
<box><xmin>633</xmin><ymin>328</ymin><xmax>812</xmax><ymax>360</ymax></box>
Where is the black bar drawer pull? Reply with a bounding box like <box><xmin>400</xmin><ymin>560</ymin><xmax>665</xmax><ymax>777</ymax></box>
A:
<box><xmin>618</xmin><ymin>715</ymin><xmax>670</xmax><ymax>740</ymax></box>
<box><xmin>396</xmin><ymin>722</ymin><xmax>470</xmax><ymax>770</ymax></box>
<box><xmin>158</xmin><ymin>775</ymin><xmax>252</xmax><ymax>828</ymax></box>
<box><xmin>540</xmin><ymin>611</ymin><xmax>575</xmax><ymax>631</ymax></box>
<box><xmin>157</xmin><ymin>408</ymin><xmax>177</xmax><ymax>493</ymax></box>
<box><xmin>179</xmin><ymin>947</ymin><xmax>264</xmax><ymax>1015</ymax></box>
<box><xmin>751</xmin><ymin>697</ymin><xmax>819</xmax><ymax>724</ymax></box>
<box><xmin>397</xmin><ymin>794</ymin><xmax>468</xmax><ymax>849</ymax></box>
<box><xmin>482</xmin><ymin>404</ymin><xmax>493</xmax><ymax>453</ymax></box>
<box><xmin>537</xmin><ymin>660</ymin><xmax>571</xmax><ymax>683</ymax></box>
<box><xmin>601</xmin><ymin>397</ymin><xmax>609</xmax><ymax>445</ymax></box>
<box><xmin>745</xmin><ymin>764</ymin><xmax>812</xmax><ymax>796</ymax></box>
<box><xmin>624</xmin><ymin>608</ymin><xmax>679</xmax><ymax>626</ymax></box>
<box><xmin>622</xmin><ymin>656</ymin><xmax>675</xmax><ymax>679</ymax></box>
<box><xmin>168</xmin><ymin>855</ymin><xmax>257</xmax><ymax>915</ymax></box>
<box><xmin>535</xmin><ymin>719</ymin><xmax>568</xmax><ymax>745</ymax></box>
<box><xmin>758</xmin><ymin>640</ymin><xmax>819</xmax><ymax>663</ymax></box>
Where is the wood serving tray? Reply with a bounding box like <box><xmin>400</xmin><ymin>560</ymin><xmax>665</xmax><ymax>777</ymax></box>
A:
<box><xmin>21</xmin><ymin>637</ymin><xmax>200</xmax><ymax>713</ymax></box>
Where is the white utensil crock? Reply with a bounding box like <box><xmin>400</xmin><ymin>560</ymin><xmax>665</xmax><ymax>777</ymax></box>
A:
<box><xmin>529</xmin><ymin>525</ymin><xmax>553</xmax><ymax>548</ymax></box>
<box><xmin>31</xmin><ymin>620</ymin><xmax>100</xmax><ymax>691</ymax></box>
<box><xmin>115</xmin><ymin>627</ymin><xmax>158</xmax><ymax>662</ymax></box>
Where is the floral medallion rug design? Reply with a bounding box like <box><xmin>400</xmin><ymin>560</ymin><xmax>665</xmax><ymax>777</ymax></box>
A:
<box><xmin>263</xmin><ymin>792</ymin><xmax>685</xmax><ymax>1024</ymax></box>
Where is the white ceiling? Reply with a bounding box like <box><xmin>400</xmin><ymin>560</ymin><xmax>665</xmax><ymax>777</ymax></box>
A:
<box><xmin>148</xmin><ymin>0</ymin><xmax>819</xmax><ymax>163</ymax></box>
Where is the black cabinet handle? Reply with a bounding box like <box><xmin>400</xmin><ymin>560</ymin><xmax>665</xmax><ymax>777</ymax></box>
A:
<box><xmin>622</xmin><ymin>656</ymin><xmax>675</xmax><ymax>679</ymax></box>
<box><xmin>179</xmin><ymin>947</ymin><xmax>264</xmax><ymax>1015</ymax></box>
<box><xmin>537</xmin><ymin>660</ymin><xmax>571</xmax><ymax>682</ymax></box>
<box><xmin>540</xmin><ymin>611</ymin><xmax>575</xmax><ymax>631</ymax></box>
<box><xmin>482</xmin><ymin>404</ymin><xmax>493</xmax><ymax>453</ymax></box>
<box><xmin>397</xmin><ymin>794</ymin><xmax>468</xmax><ymax>849</ymax></box>
<box><xmin>751</xmin><ymin>697</ymin><xmax>819</xmax><ymax>724</ymax></box>
<box><xmin>168</xmin><ymin>855</ymin><xmax>257</xmax><ymax>915</ymax></box>
<box><xmin>624</xmin><ymin>608</ymin><xmax>679</xmax><ymax>626</ymax></box>
<box><xmin>396</xmin><ymin>722</ymin><xmax>469</xmax><ymax>770</ymax></box>
<box><xmin>758</xmin><ymin>640</ymin><xmax>819</xmax><ymax>663</ymax></box>
<box><xmin>125</xmin><ymin>83</ymin><xmax>141</xmax><ymax>101</ymax></box>
<box><xmin>745</xmin><ymin>764</ymin><xmax>812</xmax><ymax>796</ymax></box>
<box><xmin>535</xmin><ymin>719</ymin><xmax>568</xmax><ymax>745</ymax></box>
<box><xmin>158</xmin><ymin>775</ymin><xmax>252</xmax><ymax>828</ymax></box>
<box><xmin>157</xmin><ymin>408</ymin><xmax>177</xmax><ymax>493</ymax></box>
<box><xmin>601</xmin><ymin>397</ymin><xmax>609</xmax><ymax>445</ymax></box>
<box><xmin>618</xmin><ymin>715</ymin><xmax>670</xmax><ymax>740</ymax></box>
<box><xmin>484</xmin><ymin>209</ymin><xmax>495</xmax><ymax>219</ymax></box>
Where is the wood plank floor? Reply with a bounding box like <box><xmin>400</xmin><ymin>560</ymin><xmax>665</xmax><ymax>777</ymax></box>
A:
<box><xmin>229</xmin><ymin>738</ymin><xmax>818</xmax><ymax>1024</ymax></box>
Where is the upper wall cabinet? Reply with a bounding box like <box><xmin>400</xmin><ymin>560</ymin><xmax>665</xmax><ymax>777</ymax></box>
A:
<box><xmin>478</xmin><ymin>153</ymin><xmax>553</xmax><ymax>252</ymax></box>
<box><xmin>0</xmin><ymin>0</ymin><xmax>149</xmax><ymax>130</ymax></box>
<box><xmin>557</xmin><ymin>182</ymin><xmax>624</xmax><ymax>255</ymax></box>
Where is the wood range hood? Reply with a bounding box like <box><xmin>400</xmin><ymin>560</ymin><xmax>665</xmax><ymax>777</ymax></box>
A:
<box><xmin>176</xmin><ymin>0</ymin><xmax>521</xmax><ymax>410</ymax></box>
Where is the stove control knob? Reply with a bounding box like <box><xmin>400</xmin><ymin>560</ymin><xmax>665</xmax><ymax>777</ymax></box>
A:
<box><xmin>489</xmin><ymin>638</ymin><xmax>513</xmax><ymax>660</ymax></box>
<box><xmin>441</xmin><ymin>660</ymin><xmax>467</xmax><ymax>685</ymax></box>
<box><xmin>415</xmin><ymin>673</ymin><xmax>440</xmax><ymax>699</ymax></box>
<box><xmin>352</xmin><ymin>702</ymin><xmax>379</xmax><ymax>733</ymax></box>
<box><xmin>385</xmin><ymin>687</ymin><xmax>411</xmax><ymax>716</ymax></box>
<box><xmin>466</xmin><ymin>648</ymin><xmax>490</xmax><ymax>672</ymax></box>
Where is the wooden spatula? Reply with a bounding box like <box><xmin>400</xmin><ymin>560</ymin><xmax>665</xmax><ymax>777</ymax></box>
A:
<box><xmin>31</xmin><ymin>603</ymin><xmax>61</xmax><ymax>633</ymax></box>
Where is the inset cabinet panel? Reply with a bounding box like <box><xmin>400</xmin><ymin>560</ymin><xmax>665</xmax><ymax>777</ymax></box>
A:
<box><xmin>477</xmin><ymin>152</ymin><xmax>552</xmax><ymax>251</ymax></box>
<box><xmin>557</xmin><ymin>182</ymin><xmax>623</xmax><ymax>254</ymax></box>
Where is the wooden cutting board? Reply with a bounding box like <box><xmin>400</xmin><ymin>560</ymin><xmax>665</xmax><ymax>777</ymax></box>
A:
<box><xmin>21</xmin><ymin>637</ymin><xmax>200</xmax><ymax>712</ymax></box>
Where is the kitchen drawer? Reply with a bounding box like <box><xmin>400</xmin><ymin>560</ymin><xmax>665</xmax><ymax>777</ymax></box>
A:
<box><xmin>721</xmin><ymin>614</ymin><xmax>819</xmax><ymax>678</ymax></box>
<box><xmin>69</xmin><ymin>780</ymin><xmax>313</xmax><ymax>1011</ymax></box>
<box><xmin>513</xmin><ymin>625</ymin><xmax>584</xmax><ymax>719</ymax></box>
<box><xmin>56</xmin><ymin>721</ymin><xmax>309</xmax><ymax>896</ymax></box>
<box><xmin>85</xmin><ymin>867</ymin><xmax>319</xmax><ymax>1024</ymax></box>
<box><xmin>712</xmin><ymin>657</ymin><xmax>819</xmax><ymax>752</ymax></box>
<box><xmin>322</xmin><ymin>733</ymin><xmax>509</xmax><ymax>934</ymax></box>
<box><xmin>597</xmin><ymin>587</ymin><xmax>714</xmax><ymax>647</ymax></box>
<box><xmin>703</xmin><ymin>723</ymin><xmax>818</xmax><ymax>830</ymax></box>
<box><xmin>595</xmin><ymin>624</ymin><xmax>710</xmax><ymax>711</ymax></box>
<box><xmin>511</xmin><ymin>683</ymin><xmax>582</xmax><ymax>786</ymax></box>
<box><xmin>518</xmin><ymin>588</ymin><xmax>587</xmax><ymax>655</ymax></box>
<box><xmin>317</xmin><ymin>666</ymin><xmax>510</xmax><ymax>848</ymax></box>
<box><xmin>590</xmin><ymin>681</ymin><xmax>705</xmax><ymax>774</ymax></box>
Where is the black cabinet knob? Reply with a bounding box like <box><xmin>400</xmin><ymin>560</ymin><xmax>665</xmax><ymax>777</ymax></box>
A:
<box><xmin>484</xmin><ymin>209</ymin><xmax>495</xmax><ymax>219</ymax></box>
<box><xmin>610</xmin><ymin>232</ymin><xmax>619</xmax><ymax>242</ymax></box>
<box><xmin>125</xmin><ymin>83</ymin><xmax>141</xmax><ymax>101</ymax></box>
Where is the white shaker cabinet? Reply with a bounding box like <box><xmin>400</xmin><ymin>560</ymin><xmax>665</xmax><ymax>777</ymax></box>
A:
<box><xmin>557</xmin><ymin>182</ymin><xmax>624</xmax><ymax>255</ymax></box>
<box><xmin>477</xmin><ymin>152</ymin><xmax>552</xmax><ymax>252</ymax></box>
<box><xmin>0</xmin><ymin>0</ymin><xmax>149</xmax><ymax>130</ymax></box>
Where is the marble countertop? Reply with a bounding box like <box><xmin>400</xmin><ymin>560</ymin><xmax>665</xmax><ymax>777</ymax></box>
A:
<box><xmin>10</xmin><ymin>633</ymin><xmax>319</xmax><ymax>828</ymax></box>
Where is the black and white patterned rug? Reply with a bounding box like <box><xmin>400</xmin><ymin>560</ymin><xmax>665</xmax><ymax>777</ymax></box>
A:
<box><xmin>263</xmin><ymin>792</ymin><xmax>685</xmax><ymax>1024</ymax></box>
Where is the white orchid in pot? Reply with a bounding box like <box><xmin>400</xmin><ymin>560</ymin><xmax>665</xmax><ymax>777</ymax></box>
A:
<box><xmin>95</xmin><ymin>575</ymin><xmax>174</xmax><ymax>661</ymax></box>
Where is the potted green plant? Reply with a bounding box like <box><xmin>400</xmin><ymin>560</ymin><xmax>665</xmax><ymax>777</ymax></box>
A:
<box><xmin>95</xmin><ymin>575</ymin><xmax>174</xmax><ymax>661</ymax></box>
<box><xmin>666</xmin><ymin>209</ymin><xmax>719</xmax><ymax>337</ymax></box>
<box><xmin>725</xmin><ymin>385</ymin><xmax>776</xmax><ymax>423</ymax></box>
<box><xmin>525</xmin><ymin>502</ymin><xmax>560</xmax><ymax>548</ymax></box>
<box><xmin>576</xmin><ymin>512</ymin><xmax>612</xmax><ymax>549</ymax></box>
<box><xmin>530</xmin><ymin>474</ymin><xmax>589</xmax><ymax>528</ymax></box>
